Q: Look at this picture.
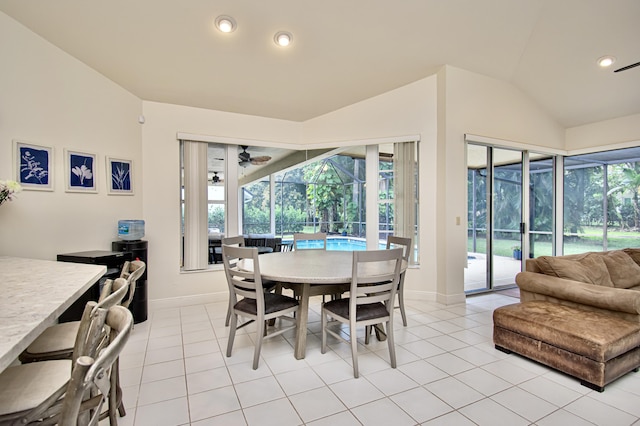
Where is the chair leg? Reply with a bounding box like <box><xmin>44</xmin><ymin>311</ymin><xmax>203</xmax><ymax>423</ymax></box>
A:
<box><xmin>253</xmin><ymin>320</ymin><xmax>265</xmax><ymax>370</ymax></box>
<box><xmin>350</xmin><ymin>321</ymin><xmax>359</xmax><ymax>378</ymax></box>
<box><xmin>398</xmin><ymin>279</ymin><xmax>407</xmax><ymax>327</ymax></box>
<box><xmin>364</xmin><ymin>325</ymin><xmax>371</xmax><ymax>345</ymax></box>
<box><xmin>225</xmin><ymin>298</ymin><xmax>233</xmax><ymax>327</ymax></box>
<box><xmin>386</xmin><ymin>319</ymin><xmax>397</xmax><ymax>368</ymax></box>
<box><xmin>109</xmin><ymin>358</ymin><xmax>122</xmax><ymax>424</ymax></box>
<box><xmin>226</xmin><ymin>314</ymin><xmax>237</xmax><ymax>357</ymax></box>
<box><xmin>115</xmin><ymin>357</ymin><xmax>126</xmax><ymax>417</ymax></box>
<box><xmin>321</xmin><ymin>306</ymin><xmax>327</xmax><ymax>354</ymax></box>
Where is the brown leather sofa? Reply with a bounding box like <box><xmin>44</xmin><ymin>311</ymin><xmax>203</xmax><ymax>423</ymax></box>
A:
<box><xmin>494</xmin><ymin>249</ymin><xmax>640</xmax><ymax>391</ymax></box>
<box><xmin>517</xmin><ymin>248</ymin><xmax>640</xmax><ymax>322</ymax></box>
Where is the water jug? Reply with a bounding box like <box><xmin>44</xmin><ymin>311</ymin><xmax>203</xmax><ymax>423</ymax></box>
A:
<box><xmin>118</xmin><ymin>219</ymin><xmax>145</xmax><ymax>240</ymax></box>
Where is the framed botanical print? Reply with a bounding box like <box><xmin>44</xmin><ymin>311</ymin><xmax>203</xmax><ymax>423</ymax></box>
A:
<box><xmin>106</xmin><ymin>157</ymin><xmax>133</xmax><ymax>195</ymax></box>
<box><xmin>65</xmin><ymin>149</ymin><xmax>97</xmax><ymax>193</ymax></box>
<box><xmin>14</xmin><ymin>140</ymin><xmax>54</xmax><ymax>191</ymax></box>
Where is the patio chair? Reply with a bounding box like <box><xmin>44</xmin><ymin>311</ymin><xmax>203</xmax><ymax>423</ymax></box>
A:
<box><xmin>321</xmin><ymin>248</ymin><xmax>403</xmax><ymax>378</ymax></box>
<box><xmin>223</xmin><ymin>245</ymin><xmax>299</xmax><ymax>369</ymax></box>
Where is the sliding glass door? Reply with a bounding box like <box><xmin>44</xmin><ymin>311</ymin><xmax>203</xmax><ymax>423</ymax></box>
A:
<box><xmin>466</xmin><ymin>143</ymin><xmax>556</xmax><ymax>293</ymax></box>
<box><xmin>492</xmin><ymin>148</ymin><xmax>523</xmax><ymax>289</ymax></box>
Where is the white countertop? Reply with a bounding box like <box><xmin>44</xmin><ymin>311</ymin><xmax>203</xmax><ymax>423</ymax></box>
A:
<box><xmin>0</xmin><ymin>256</ymin><xmax>106</xmax><ymax>372</ymax></box>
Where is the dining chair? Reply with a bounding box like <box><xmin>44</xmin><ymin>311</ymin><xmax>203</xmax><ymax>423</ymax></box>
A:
<box><xmin>321</xmin><ymin>248</ymin><xmax>403</xmax><ymax>378</ymax></box>
<box><xmin>18</xmin><ymin>261</ymin><xmax>144</xmax><ymax>420</ymax></box>
<box><xmin>222</xmin><ymin>236</ymin><xmax>277</xmax><ymax>327</ymax></box>
<box><xmin>19</xmin><ymin>275</ymin><xmax>135</xmax><ymax>363</ymax></box>
<box><xmin>222</xmin><ymin>235</ymin><xmax>246</xmax><ymax>247</ymax></box>
<box><xmin>0</xmin><ymin>302</ymin><xmax>134</xmax><ymax>426</ymax></box>
<box><xmin>293</xmin><ymin>232</ymin><xmax>327</xmax><ymax>250</ymax></box>
<box><xmin>222</xmin><ymin>236</ymin><xmax>248</xmax><ymax>326</ymax></box>
<box><xmin>117</xmin><ymin>260</ymin><xmax>146</xmax><ymax>311</ymax></box>
<box><xmin>222</xmin><ymin>245</ymin><xmax>299</xmax><ymax>369</ymax></box>
<box><xmin>386</xmin><ymin>235</ymin><xmax>412</xmax><ymax>326</ymax></box>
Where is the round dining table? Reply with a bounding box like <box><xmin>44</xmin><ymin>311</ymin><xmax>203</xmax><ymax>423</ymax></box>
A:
<box><xmin>247</xmin><ymin>250</ymin><xmax>404</xmax><ymax>359</ymax></box>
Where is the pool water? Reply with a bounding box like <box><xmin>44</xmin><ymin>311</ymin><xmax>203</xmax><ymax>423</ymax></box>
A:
<box><xmin>284</xmin><ymin>237</ymin><xmax>385</xmax><ymax>251</ymax></box>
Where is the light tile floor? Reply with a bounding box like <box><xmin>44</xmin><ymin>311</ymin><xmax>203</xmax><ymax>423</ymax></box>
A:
<box><xmin>114</xmin><ymin>293</ymin><xmax>640</xmax><ymax>426</ymax></box>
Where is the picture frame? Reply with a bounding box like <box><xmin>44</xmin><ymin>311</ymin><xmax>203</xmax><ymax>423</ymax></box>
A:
<box><xmin>14</xmin><ymin>140</ymin><xmax>54</xmax><ymax>191</ymax></box>
<box><xmin>106</xmin><ymin>157</ymin><xmax>133</xmax><ymax>195</ymax></box>
<box><xmin>65</xmin><ymin>149</ymin><xmax>97</xmax><ymax>193</ymax></box>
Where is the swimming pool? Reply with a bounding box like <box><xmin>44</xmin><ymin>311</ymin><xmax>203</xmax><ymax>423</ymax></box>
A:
<box><xmin>284</xmin><ymin>237</ymin><xmax>385</xmax><ymax>251</ymax></box>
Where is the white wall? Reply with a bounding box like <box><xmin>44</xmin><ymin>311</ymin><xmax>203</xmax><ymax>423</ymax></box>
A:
<box><xmin>0</xmin><ymin>12</ymin><xmax>143</xmax><ymax>260</ymax></box>
<box><xmin>303</xmin><ymin>77</ymin><xmax>439</xmax><ymax>301</ymax></box>
<box><xmin>439</xmin><ymin>66</ymin><xmax>565</xmax><ymax>302</ymax></box>
<box><xmin>141</xmin><ymin>101</ymin><xmax>302</xmax><ymax>303</ymax></box>
<box><xmin>565</xmin><ymin>113</ymin><xmax>640</xmax><ymax>152</ymax></box>
<box><xmin>302</xmin><ymin>67</ymin><xmax>566</xmax><ymax>304</ymax></box>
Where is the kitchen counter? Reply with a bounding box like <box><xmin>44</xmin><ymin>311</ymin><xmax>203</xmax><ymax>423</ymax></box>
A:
<box><xmin>0</xmin><ymin>256</ymin><xmax>105</xmax><ymax>372</ymax></box>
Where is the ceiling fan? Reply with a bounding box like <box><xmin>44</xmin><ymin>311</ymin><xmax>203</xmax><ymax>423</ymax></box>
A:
<box><xmin>210</xmin><ymin>171</ymin><xmax>224</xmax><ymax>184</ymax></box>
<box><xmin>238</xmin><ymin>145</ymin><xmax>272</xmax><ymax>167</ymax></box>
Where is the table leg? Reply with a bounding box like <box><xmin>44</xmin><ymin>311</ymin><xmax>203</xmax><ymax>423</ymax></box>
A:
<box><xmin>294</xmin><ymin>283</ymin><xmax>311</xmax><ymax>359</ymax></box>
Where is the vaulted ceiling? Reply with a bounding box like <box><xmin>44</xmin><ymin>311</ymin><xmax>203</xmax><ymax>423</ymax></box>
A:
<box><xmin>1</xmin><ymin>0</ymin><xmax>638</xmax><ymax>128</ymax></box>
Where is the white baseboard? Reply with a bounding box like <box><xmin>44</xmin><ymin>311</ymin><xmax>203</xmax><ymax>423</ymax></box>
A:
<box><xmin>149</xmin><ymin>292</ymin><xmax>227</xmax><ymax>312</ymax></box>
<box><xmin>436</xmin><ymin>292</ymin><xmax>467</xmax><ymax>305</ymax></box>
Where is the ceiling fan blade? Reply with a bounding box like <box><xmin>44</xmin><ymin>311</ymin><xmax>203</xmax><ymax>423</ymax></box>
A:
<box><xmin>250</xmin><ymin>155</ymin><xmax>272</xmax><ymax>165</ymax></box>
<box><xmin>614</xmin><ymin>61</ymin><xmax>640</xmax><ymax>73</ymax></box>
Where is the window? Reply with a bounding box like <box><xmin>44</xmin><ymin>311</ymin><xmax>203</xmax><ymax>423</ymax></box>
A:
<box><xmin>181</xmin><ymin>140</ymin><xmax>420</xmax><ymax>271</ymax></box>
<box><xmin>208</xmin><ymin>145</ymin><xmax>226</xmax><ymax>234</ymax></box>
<box><xmin>242</xmin><ymin>180</ymin><xmax>270</xmax><ymax>234</ymax></box>
<box><xmin>180</xmin><ymin>141</ymin><xmax>227</xmax><ymax>270</ymax></box>
<box><xmin>564</xmin><ymin>146</ymin><xmax>640</xmax><ymax>252</ymax></box>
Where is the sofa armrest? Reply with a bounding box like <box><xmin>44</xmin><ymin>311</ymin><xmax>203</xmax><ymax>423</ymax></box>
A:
<box><xmin>516</xmin><ymin>271</ymin><xmax>640</xmax><ymax>315</ymax></box>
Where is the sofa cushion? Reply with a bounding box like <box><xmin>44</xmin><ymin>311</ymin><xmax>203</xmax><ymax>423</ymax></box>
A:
<box><xmin>622</xmin><ymin>248</ymin><xmax>640</xmax><ymax>267</ymax></box>
<box><xmin>602</xmin><ymin>250</ymin><xmax>640</xmax><ymax>289</ymax></box>
<box><xmin>536</xmin><ymin>253</ymin><xmax>614</xmax><ymax>287</ymax></box>
<box><xmin>493</xmin><ymin>301</ymin><xmax>640</xmax><ymax>362</ymax></box>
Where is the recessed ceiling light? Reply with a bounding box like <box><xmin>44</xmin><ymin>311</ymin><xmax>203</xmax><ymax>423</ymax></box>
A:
<box><xmin>597</xmin><ymin>56</ymin><xmax>616</xmax><ymax>68</ymax></box>
<box><xmin>215</xmin><ymin>15</ymin><xmax>236</xmax><ymax>33</ymax></box>
<box><xmin>274</xmin><ymin>31</ymin><xmax>293</xmax><ymax>47</ymax></box>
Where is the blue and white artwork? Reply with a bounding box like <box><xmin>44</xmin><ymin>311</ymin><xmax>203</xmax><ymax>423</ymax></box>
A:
<box><xmin>66</xmin><ymin>150</ymin><xmax>96</xmax><ymax>192</ymax></box>
<box><xmin>107</xmin><ymin>157</ymin><xmax>133</xmax><ymax>195</ymax></box>
<box><xmin>70</xmin><ymin>154</ymin><xmax>94</xmax><ymax>187</ymax></box>
<box><xmin>15</xmin><ymin>141</ymin><xmax>53</xmax><ymax>191</ymax></box>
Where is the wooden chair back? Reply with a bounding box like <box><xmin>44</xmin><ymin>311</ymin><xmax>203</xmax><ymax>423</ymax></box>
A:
<box><xmin>222</xmin><ymin>245</ymin><xmax>265</xmax><ymax>307</ymax></box>
<box><xmin>293</xmin><ymin>232</ymin><xmax>327</xmax><ymax>250</ymax></box>
<box><xmin>222</xmin><ymin>235</ymin><xmax>246</xmax><ymax>247</ymax></box>
<box><xmin>350</xmin><ymin>248</ymin><xmax>403</xmax><ymax>307</ymax></box>
<box><xmin>61</xmin><ymin>305</ymin><xmax>133</xmax><ymax>425</ymax></box>
<box><xmin>117</xmin><ymin>260</ymin><xmax>146</xmax><ymax>309</ymax></box>
<box><xmin>386</xmin><ymin>236</ymin><xmax>412</xmax><ymax>262</ymax></box>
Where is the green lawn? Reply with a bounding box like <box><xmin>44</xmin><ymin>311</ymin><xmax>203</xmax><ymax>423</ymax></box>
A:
<box><xmin>469</xmin><ymin>227</ymin><xmax>640</xmax><ymax>258</ymax></box>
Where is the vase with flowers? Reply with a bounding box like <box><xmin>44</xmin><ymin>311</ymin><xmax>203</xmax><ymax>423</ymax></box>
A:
<box><xmin>0</xmin><ymin>180</ymin><xmax>22</xmax><ymax>206</ymax></box>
